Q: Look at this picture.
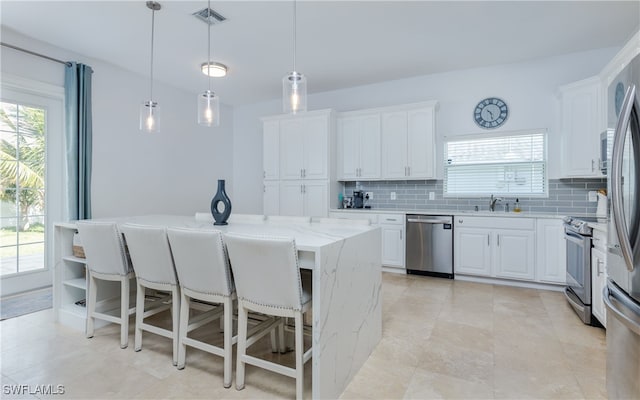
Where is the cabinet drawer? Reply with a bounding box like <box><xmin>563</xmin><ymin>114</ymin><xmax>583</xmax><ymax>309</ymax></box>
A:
<box><xmin>378</xmin><ymin>214</ymin><xmax>404</xmax><ymax>225</ymax></box>
<box><xmin>328</xmin><ymin>212</ymin><xmax>378</xmax><ymax>225</ymax></box>
<box><xmin>455</xmin><ymin>215</ymin><xmax>534</xmax><ymax>230</ymax></box>
<box><xmin>592</xmin><ymin>229</ymin><xmax>607</xmax><ymax>251</ymax></box>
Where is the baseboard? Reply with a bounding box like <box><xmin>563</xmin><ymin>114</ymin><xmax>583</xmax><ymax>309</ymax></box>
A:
<box><xmin>454</xmin><ymin>274</ymin><xmax>565</xmax><ymax>291</ymax></box>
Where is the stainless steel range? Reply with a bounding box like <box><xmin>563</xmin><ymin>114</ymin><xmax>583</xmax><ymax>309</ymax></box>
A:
<box><xmin>563</xmin><ymin>216</ymin><xmax>598</xmax><ymax>325</ymax></box>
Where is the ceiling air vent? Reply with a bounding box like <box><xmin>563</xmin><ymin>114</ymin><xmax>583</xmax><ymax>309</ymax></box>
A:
<box><xmin>192</xmin><ymin>7</ymin><xmax>226</xmax><ymax>25</ymax></box>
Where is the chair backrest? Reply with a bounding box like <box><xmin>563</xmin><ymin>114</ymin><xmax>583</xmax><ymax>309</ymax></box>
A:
<box><xmin>266</xmin><ymin>215</ymin><xmax>311</xmax><ymax>224</ymax></box>
<box><xmin>224</xmin><ymin>233</ymin><xmax>303</xmax><ymax>310</ymax></box>
<box><xmin>76</xmin><ymin>220</ymin><xmax>130</xmax><ymax>276</ymax></box>
<box><xmin>312</xmin><ymin>217</ymin><xmax>370</xmax><ymax>226</ymax></box>
<box><xmin>167</xmin><ymin>228</ymin><xmax>233</xmax><ymax>297</ymax></box>
<box><xmin>227</xmin><ymin>214</ymin><xmax>265</xmax><ymax>223</ymax></box>
<box><xmin>195</xmin><ymin>212</ymin><xmax>213</xmax><ymax>222</ymax></box>
<box><xmin>120</xmin><ymin>224</ymin><xmax>177</xmax><ymax>285</ymax></box>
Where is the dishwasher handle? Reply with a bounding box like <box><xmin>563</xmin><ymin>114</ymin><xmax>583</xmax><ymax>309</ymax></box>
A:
<box><xmin>407</xmin><ymin>218</ymin><xmax>451</xmax><ymax>224</ymax></box>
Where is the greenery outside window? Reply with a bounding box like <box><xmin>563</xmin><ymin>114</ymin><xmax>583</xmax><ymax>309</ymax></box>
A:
<box><xmin>444</xmin><ymin>130</ymin><xmax>547</xmax><ymax>197</ymax></box>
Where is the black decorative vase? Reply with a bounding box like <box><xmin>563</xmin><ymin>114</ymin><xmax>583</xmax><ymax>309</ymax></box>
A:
<box><xmin>210</xmin><ymin>179</ymin><xmax>232</xmax><ymax>225</ymax></box>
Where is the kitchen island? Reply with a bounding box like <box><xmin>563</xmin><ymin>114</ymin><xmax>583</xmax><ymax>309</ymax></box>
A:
<box><xmin>54</xmin><ymin>215</ymin><xmax>382</xmax><ymax>399</ymax></box>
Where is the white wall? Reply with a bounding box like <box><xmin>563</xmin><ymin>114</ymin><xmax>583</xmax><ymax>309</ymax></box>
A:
<box><xmin>1</xmin><ymin>27</ymin><xmax>234</xmax><ymax>218</ymax></box>
<box><xmin>232</xmin><ymin>46</ymin><xmax>619</xmax><ymax>213</ymax></box>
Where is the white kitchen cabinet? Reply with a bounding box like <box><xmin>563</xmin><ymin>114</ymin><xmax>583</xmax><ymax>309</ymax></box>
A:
<box><xmin>559</xmin><ymin>76</ymin><xmax>604</xmax><ymax>178</ymax></box>
<box><xmin>279</xmin><ymin>181</ymin><xmax>328</xmax><ymax>218</ymax></box>
<box><xmin>381</xmin><ymin>102</ymin><xmax>437</xmax><ymax>180</ymax></box>
<box><xmin>536</xmin><ymin>218</ymin><xmax>566</xmax><ymax>284</ymax></box>
<box><xmin>454</xmin><ymin>216</ymin><xmax>535</xmax><ymax>281</ymax></box>
<box><xmin>493</xmin><ymin>229</ymin><xmax>535</xmax><ymax>280</ymax></box>
<box><xmin>263</xmin><ymin>181</ymin><xmax>280</xmax><ymax>216</ymax></box>
<box><xmin>455</xmin><ymin>228</ymin><xmax>492</xmax><ymax>276</ymax></box>
<box><xmin>263</xmin><ymin>120</ymin><xmax>280</xmax><ymax>180</ymax></box>
<box><xmin>591</xmin><ymin>228</ymin><xmax>608</xmax><ymax>327</ymax></box>
<box><xmin>337</xmin><ymin>113</ymin><xmax>381</xmax><ymax>180</ymax></box>
<box><xmin>378</xmin><ymin>213</ymin><xmax>405</xmax><ymax>268</ymax></box>
<box><xmin>279</xmin><ymin>113</ymin><xmax>329</xmax><ymax>180</ymax></box>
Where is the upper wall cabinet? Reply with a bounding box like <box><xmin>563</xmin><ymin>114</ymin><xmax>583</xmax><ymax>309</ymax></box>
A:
<box><xmin>337</xmin><ymin>113</ymin><xmax>381</xmax><ymax>180</ymax></box>
<box><xmin>279</xmin><ymin>111</ymin><xmax>332</xmax><ymax>180</ymax></box>
<box><xmin>381</xmin><ymin>102</ymin><xmax>438</xmax><ymax>180</ymax></box>
<box><xmin>558</xmin><ymin>76</ymin><xmax>605</xmax><ymax>178</ymax></box>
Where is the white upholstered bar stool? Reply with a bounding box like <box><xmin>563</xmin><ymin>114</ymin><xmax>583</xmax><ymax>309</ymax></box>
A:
<box><xmin>120</xmin><ymin>224</ymin><xmax>180</xmax><ymax>366</ymax></box>
<box><xmin>224</xmin><ymin>233</ymin><xmax>312</xmax><ymax>400</ymax></box>
<box><xmin>166</xmin><ymin>227</ymin><xmax>236</xmax><ymax>388</ymax></box>
<box><xmin>76</xmin><ymin>221</ymin><xmax>136</xmax><ymax>349</ymax></box>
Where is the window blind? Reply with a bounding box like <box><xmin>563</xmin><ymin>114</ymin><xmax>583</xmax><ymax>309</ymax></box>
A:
<box><xmin>444</xmin><ymin>132</ymin><xmax>547</xmax><ymax>196</ymax></box>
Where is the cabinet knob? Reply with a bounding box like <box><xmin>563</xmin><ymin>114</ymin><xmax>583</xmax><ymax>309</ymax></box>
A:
<box><xmin>458</xmin><ymin>219</ymin><xmax>463</xmax><ymax>224</ymax></box>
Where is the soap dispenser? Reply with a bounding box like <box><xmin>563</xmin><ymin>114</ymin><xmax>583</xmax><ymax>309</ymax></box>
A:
<box><xmin>514</xmin><ymin>198</ymin><xmax>521</xmax><ymax>213</ymax></box>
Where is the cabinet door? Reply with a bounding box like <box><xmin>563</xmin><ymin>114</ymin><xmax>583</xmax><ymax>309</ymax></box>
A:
<box><xmin>561</xmin><ymin>79</ymin><xmax>602</xmax><ymax>177</ymax></box>
<box><xmin>263</xmin><ymin>120</ymin><xmax>280</xmax><ymax>180</ymax></box>
<box><xmin>494</xmin><ymin>229</ymin><xmax>535</xmax><ymax>280</ymax></box>
<box><xmin>536</xmin><ymin>219</ymin><xmax>566</xmax><ymax>284</ymax></box>
<box><xmin>381</xmin><ymin>225</ymin><xmax>404</xmax><ymax>267</ymax></box>
<box><xmin>279</xmin><ymin>119</ymin><xmax>305</xmax><ymax>180</ymax></box>
<box><xmin>591</xmin><ymin>247</ymin><xmax>607</xmax><ymax>327</ymax></box>
<box><xmin>302</xmin><ymin>116</ymin><xmax>329</xmax><ymax>179</ymax></box>
<box><xmin>303</xmin><ymin>181</ymin><xmax>328</xmax><ymax>218</ymax></box>
<box><xmin>263</xmin><ymin>181</ymin><xmax>280</xmax><ymax>216</ymax></box>
<box><xmin>454</xmin><ymin>228</ymin><xmax>492</xmax><ymax>276</ymax></box>
<box><xmin>407</xmin><ymin>108</ymin><xmax>435</xmax><ymax>179</ymax></box>
<box><xmin>381</xmin><ymin>111</ymin><xmax>408</xmax><ymax>179</ymax></box>
<box><xmin>337</xmin><ymin>117</ymin><xmax>360</xmax><ymax>180</ymax></box>
<box><xmin>279</xmin><ymin>181</ymin><xmax>304</xmax><ymax>216</ymax></box>
<box><xmin>359</xmin><ymin>114</ymin><xmax>381</xmax><ymax>179</ymax></box>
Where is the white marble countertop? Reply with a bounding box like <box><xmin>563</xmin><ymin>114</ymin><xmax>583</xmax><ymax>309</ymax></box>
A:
<box><xmin>329</xmin><ymin>208</ymin><xmax>577</xmax><ymax>219</ymax></box>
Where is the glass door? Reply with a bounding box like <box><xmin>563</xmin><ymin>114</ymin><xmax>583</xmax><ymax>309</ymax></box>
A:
<box><xmin>1</xmin><ymin>85</ymin><xmax>64</xmax><ymax>296</ymax></box>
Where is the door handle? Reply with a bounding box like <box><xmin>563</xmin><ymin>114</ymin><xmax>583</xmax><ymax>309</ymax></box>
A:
<box><xmin>604</xmin><ymin>284</ymin><xmax>640</xmax><ymax>335</ymax></box>
<box><xmin>611</xmin><ymin>84</ymin><xmax>638</xmax><ymax>272</ymax></box>
<box><xmin>487</xmin><ymin>234</ymin><xmax>490</xmax><ymax>246</ymax></box>
<box><xmin>596</xmin><ymin>258</ymin><xmax>603</xmax><ymax>276</ymax></box>
<box><xmin>407</xmin><ymin>219</ymin><xmax>450</xmax><ymax>224</ymax></box>
<box><xmin>497</xmin><ymin>234</ymin><xmax>500</xmax><ymax>247</ymax></box>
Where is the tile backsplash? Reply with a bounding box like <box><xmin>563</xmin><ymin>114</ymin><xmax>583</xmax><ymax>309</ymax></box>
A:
<box><xmin>342</xmin><ymin>178</ymin><xmax>606</xmax><ymax>215</ymax></box>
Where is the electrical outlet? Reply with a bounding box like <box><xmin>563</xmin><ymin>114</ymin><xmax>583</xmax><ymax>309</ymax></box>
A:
<box><xmin>390</xmin><ymin>192</ymin><xmax>396</xmax><ymax>200</ymax></box>
<box><xmin>365</xmin><ymin>192</ymin><xmax>373</xmax><ymax>199</ymax></box>
<box><xmin>429</xmin><ymin>192</ymin><xmax>435</xmax><ymax>200</ymax></box>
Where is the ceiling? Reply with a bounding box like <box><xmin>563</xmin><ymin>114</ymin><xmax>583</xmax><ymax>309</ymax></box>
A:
<box><xmin>1</xmin><ymin>1</ymin><xmax>639</xmax><ymax>106</ymax></box>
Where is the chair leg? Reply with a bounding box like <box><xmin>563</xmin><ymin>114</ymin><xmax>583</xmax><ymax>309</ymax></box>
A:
<box><xmin>270</xmin><ymin>329</ymin><xmax>278</xmax><ymax>353</ymax></box>
<box><xmin>278</xmin><ymin>319</ymin><xmax>286</xmax><ymax>354</ymax></box>
<box><xmin>171</xmin><ymin>286</ymin><xmax>180</xmax><ymax>366</ymax></box>
<box><xmin>120</xmin><ymin>276</ymin><xmax>130</xmax><ymax>349</ymax></box>
<box><xmin>223</xmin><ymin>297</ymin><xmax>233</xmax><ymax>389</ymax></box>
<box><xmin>295</xmin><ymin>312</ymin><xmax>304</xmax><ymax>400</ymax></box>
<box><xmin>236</xmin><ymin>303</ymin><xmax>248</xmax><ymax>391</ymax></box>
<box><xmin>86</xmin><ymin>273</ymin><xmax>97</xmax><ymax>339</ymax></box>
<box><xmin>177</xmin><ymin>292</ymin><xmax>190</xmax><ymax>370</ymax></box>
<box><xmin>134</xmin><ymin>283</ymin><xmax>145</xmax><ymax>352</ymax></box>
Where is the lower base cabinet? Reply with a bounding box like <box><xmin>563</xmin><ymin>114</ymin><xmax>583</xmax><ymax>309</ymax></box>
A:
<box><xmin>591</xmin><ymin>227</ymin><xmax>608</xmax><ymax>327</ymax></box>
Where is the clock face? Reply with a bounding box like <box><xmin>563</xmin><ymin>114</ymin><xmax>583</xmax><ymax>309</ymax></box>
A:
<box><xmin>474</xmin><ymin>97</ymin><xmax>508</xmax><ymax>129</ymax></box>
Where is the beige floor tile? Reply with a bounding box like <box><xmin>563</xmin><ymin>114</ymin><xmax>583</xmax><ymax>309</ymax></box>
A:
<box><xmin>417</xmin><ymin>339</ymin><xmax>494</xmax><ymax>385</ymax></box>
<box><xmin>403</xmin><ymin>368</ymin><xmax>494</xmax><ymax>399</ymax></box>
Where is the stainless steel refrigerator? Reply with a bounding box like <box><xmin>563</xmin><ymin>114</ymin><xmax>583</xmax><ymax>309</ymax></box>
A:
<box><xmin>606</xmin><ymin>52</ymin><xmax>640</xmax><ymax>399</ymax></box>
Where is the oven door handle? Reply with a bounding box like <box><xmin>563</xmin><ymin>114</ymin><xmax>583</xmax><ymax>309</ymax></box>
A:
<box><xmin>564</xmin><ymin>231</ymin><xmax>587</xmax><ymax>245</ymax></box>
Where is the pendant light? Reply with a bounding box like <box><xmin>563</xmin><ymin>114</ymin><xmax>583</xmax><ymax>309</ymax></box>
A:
<box><xmin>140</xmin><ymin>1</ymin><xmax>161</xmax><ymax>133</ymax></box>
<box><xmin>197</xmin><ymin>0</ymin><xmax>220</xmax><ymax>127</ymax></box>
<box><xmin>282</xmin><ymin>0</ymin><xmax>306</xmax><ymax>114</ymax></box>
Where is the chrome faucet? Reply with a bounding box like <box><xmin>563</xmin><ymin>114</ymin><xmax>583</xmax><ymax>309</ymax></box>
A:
<box><xmin>489</xmin><ymin>194</ymin><xmax>502</xmax><ymax>212</ymax></box>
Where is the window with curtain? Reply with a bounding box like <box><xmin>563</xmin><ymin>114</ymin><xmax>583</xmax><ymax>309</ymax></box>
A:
<box><xmin>444</xmin><ymin>130</ymin><xmax>547</xmax><ymax>197</ymax></box>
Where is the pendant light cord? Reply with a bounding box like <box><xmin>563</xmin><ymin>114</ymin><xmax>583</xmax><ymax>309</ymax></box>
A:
<box><xmin>149</xmin><ymin>6</ymin><xmax>156</xmax><ymax>101</ymax></box>
<box><xmin>207</xmin><ymin>0</ymin><xmax>211</xmax><ymax>92</ymax></box>
<box><xmin>292</xmin><ymin>0</ymin><xmax>297</xmax><ymax>72</ymax></box>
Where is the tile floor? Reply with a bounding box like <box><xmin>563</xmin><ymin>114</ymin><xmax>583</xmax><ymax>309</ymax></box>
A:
<box><xmin>1</xmin><ymin>273</ymin><xmax>606</xmax><ymax>399</ymax></box>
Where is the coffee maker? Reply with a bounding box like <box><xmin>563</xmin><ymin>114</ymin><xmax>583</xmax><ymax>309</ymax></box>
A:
<box><xmin>352</xmin><ymin>191</ymin><xmax>364</xmax><ymax>209</ymax></box>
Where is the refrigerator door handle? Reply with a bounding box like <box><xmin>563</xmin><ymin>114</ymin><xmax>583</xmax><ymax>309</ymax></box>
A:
<box><xmin>611</xmin><ymin>84</ymin><xmax>637</xmax><ymax>272</ymax></box>
<box><xmin>604</xmin><ymin>283</ymin><xmax>640</xmax><ymax>335</ymax></box>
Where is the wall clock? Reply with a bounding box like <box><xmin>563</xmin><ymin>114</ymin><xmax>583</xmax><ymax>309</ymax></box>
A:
<box><xmin>474</xmin><ymin>97</ymin><xmax>509</xmax><ymax>129</ymax></box>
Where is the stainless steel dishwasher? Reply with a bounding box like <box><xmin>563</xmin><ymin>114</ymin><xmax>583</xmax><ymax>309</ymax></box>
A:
<box><xmin>405</xmin><ymin>214</ymin><xmax>454</xmax><ymax>278</ymax></box>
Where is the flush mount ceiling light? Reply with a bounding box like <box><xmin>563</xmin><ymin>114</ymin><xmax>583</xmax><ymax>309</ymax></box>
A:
<box><xmin>197</xmin><ymin>0</ymin><xmax>220</xmax><ymax>127</ymax></box>
<box><xmin>282</xmin><ymin>0</ymin><xmax>306</xmax><ymax>114</ymax></box>
<box><xmin>200</xmin><ymin>62</ymin><xmax>227</xmax><ymax>77</ymax></box>
<box><xmin>140</xmin><ymin>1</ymin><xmax>161</xmax><ymax>133</ymax></box>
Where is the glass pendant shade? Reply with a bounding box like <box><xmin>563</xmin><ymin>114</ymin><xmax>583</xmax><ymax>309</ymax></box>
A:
<box><xmin>283</xmin><ymin>71</ymin><xmax>307</xmax><ymax>114</ymax></box>
<box><xmin>140</xmin><ymin>100</ymin><xmax>160</xmax><ymax>133</ymax></box>
<box><xmin>197</xmin><ymin>90</ymin><xmax>220</xmax><ymax>127</ymax></box>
